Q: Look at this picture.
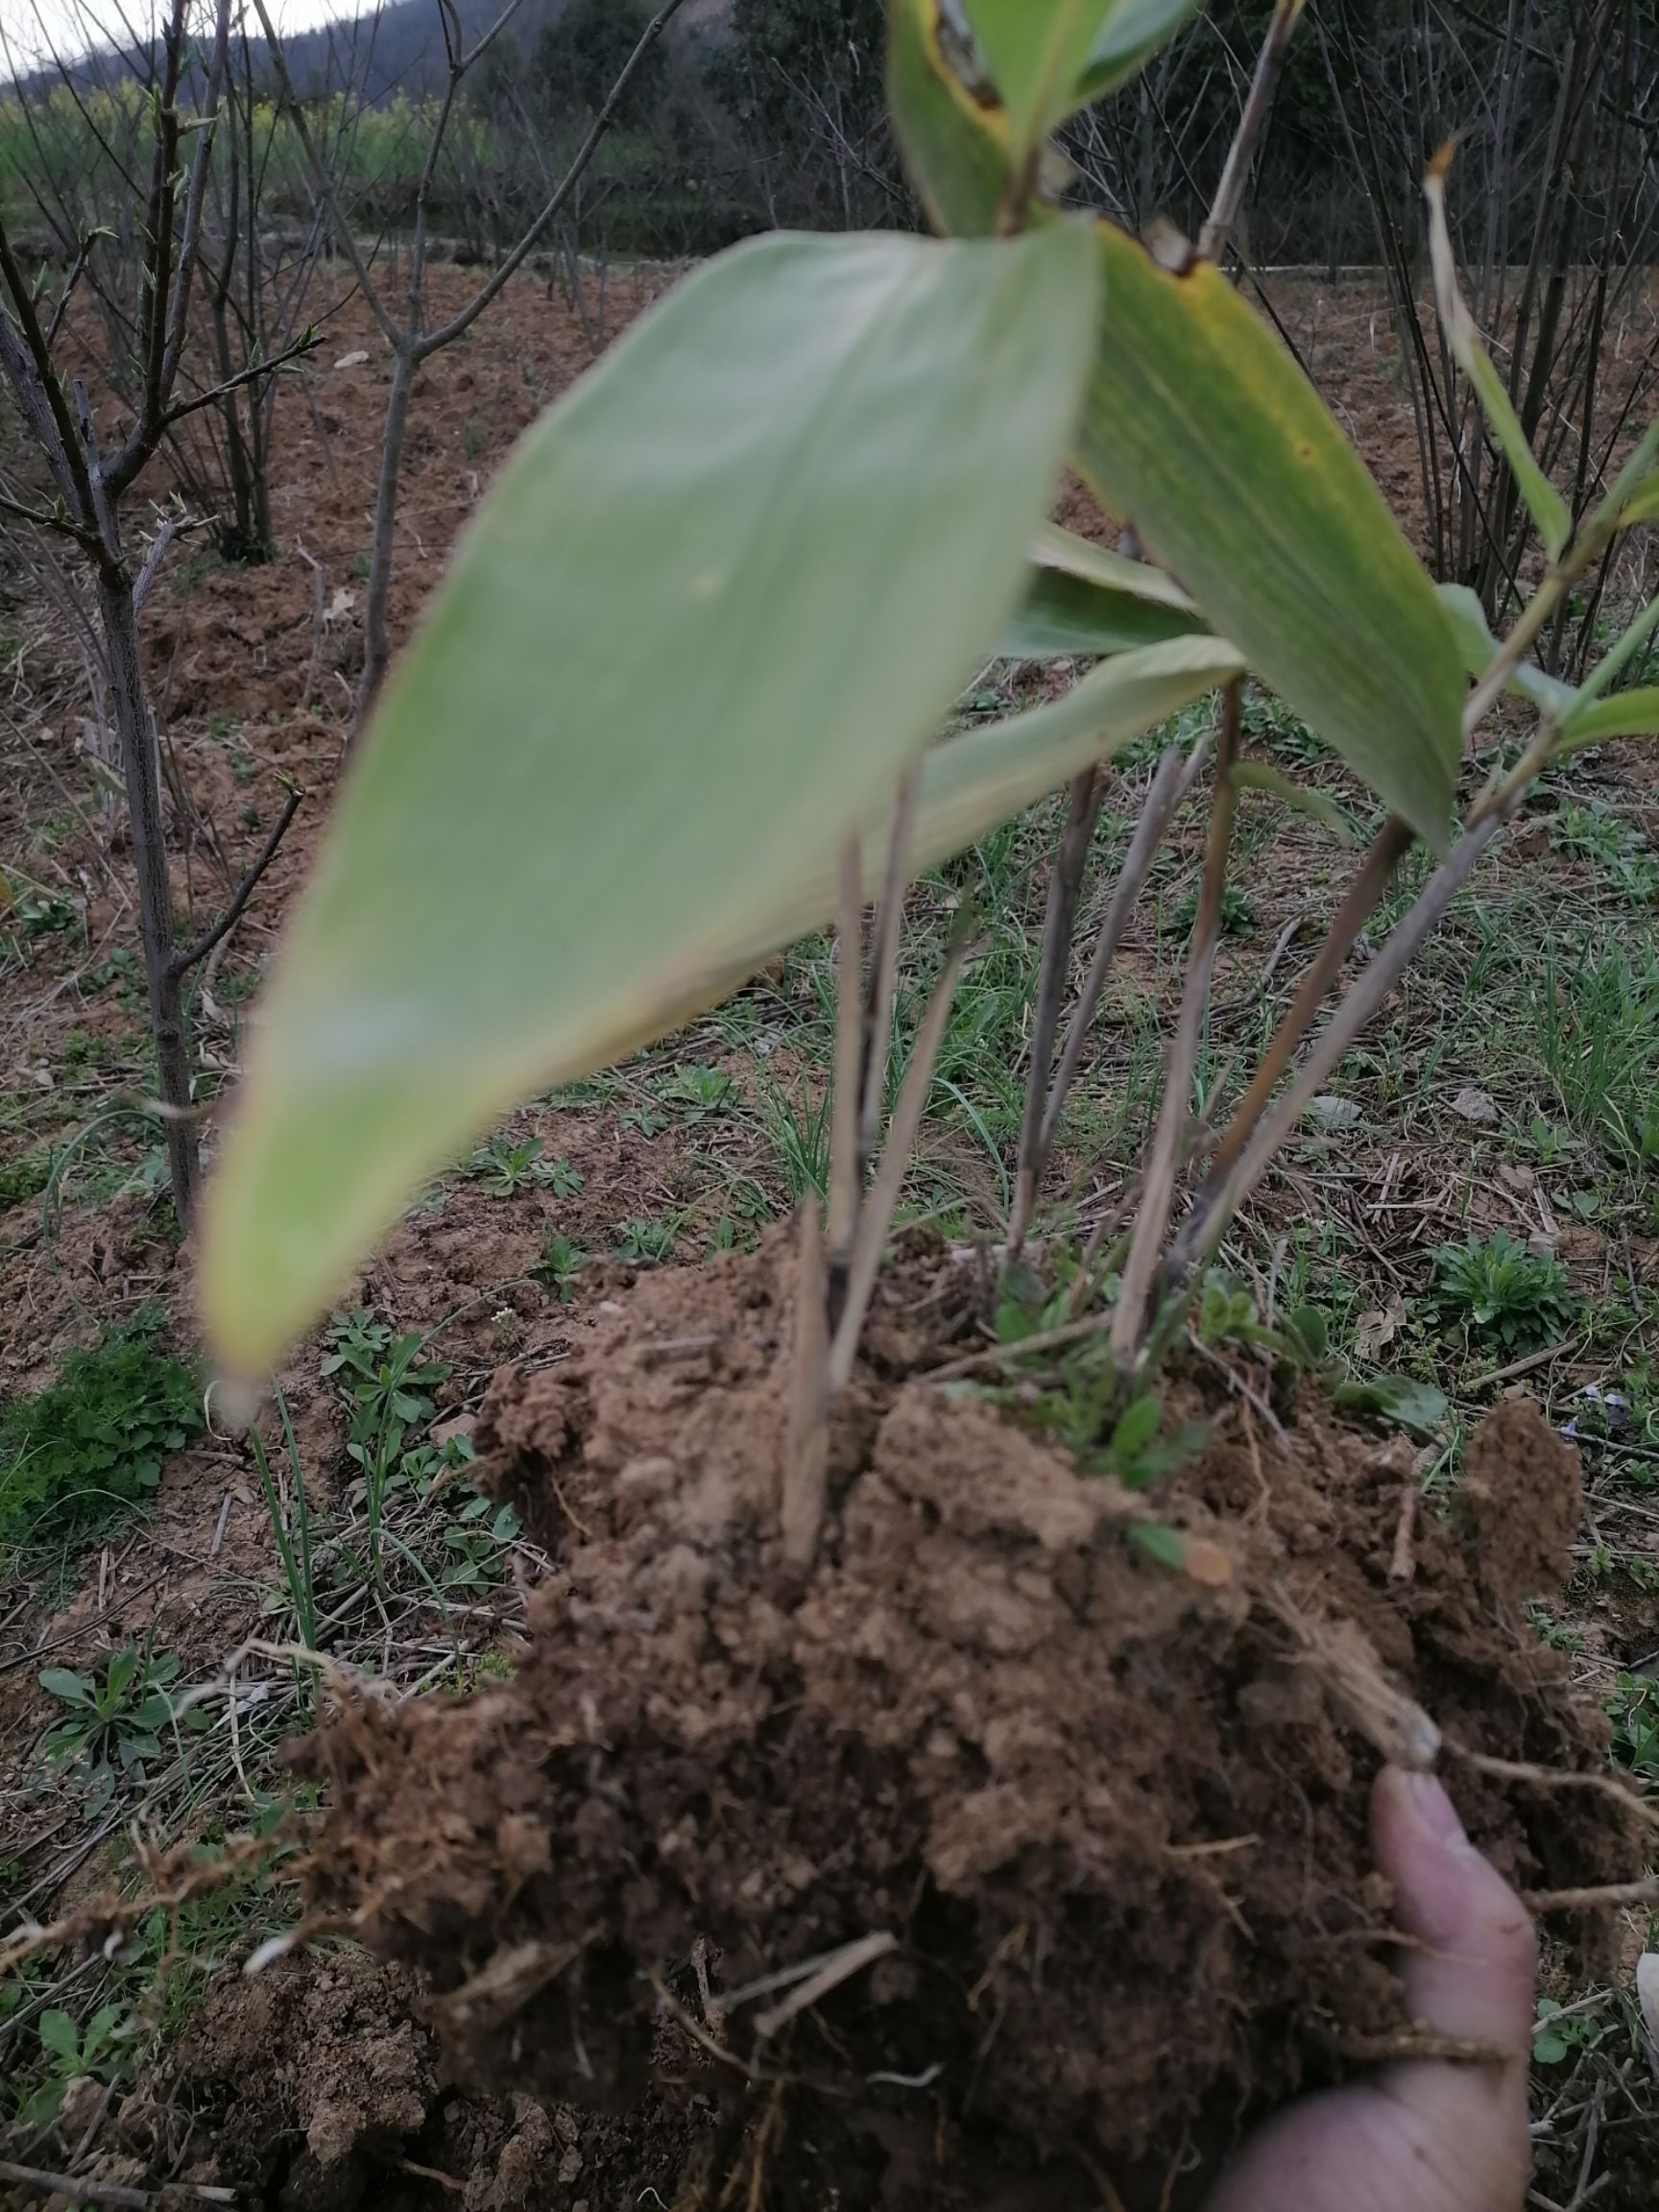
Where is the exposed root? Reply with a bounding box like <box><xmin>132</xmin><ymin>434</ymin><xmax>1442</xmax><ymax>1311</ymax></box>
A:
<box><xmin>1524</xmin><ymin>1877</ymin><xmax>1659</xmax><ymax>1914</ymax></box>
<box><xmin>1268</xmin><ymin>1603</ymin><xmax>1441</xmax><ymax>1770</ymax></box>
<box><xmin>1446</xmin><ymin>1739</ymin><xmax>1658</xmax><ymax>1829</ymax></box>
<box><xmin>1334</xmin><ymin>2029</ymin><xmax>1506</xmax><ymax>2065</ymax></box>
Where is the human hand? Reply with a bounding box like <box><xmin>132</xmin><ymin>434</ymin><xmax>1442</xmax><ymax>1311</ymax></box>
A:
<box><xmin>1207</xmin><ymin>1766</ymin><xmax>1537</xmax><ymax>2212</ymax></box>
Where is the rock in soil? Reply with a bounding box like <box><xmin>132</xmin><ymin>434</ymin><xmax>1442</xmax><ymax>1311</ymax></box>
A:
<box><xmin>292</xmin><ymin>1236</ymin><xmax>1645</xmax><ymax>2207</ymax></box>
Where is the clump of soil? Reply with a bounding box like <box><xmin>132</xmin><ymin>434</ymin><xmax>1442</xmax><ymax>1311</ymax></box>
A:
<box><xmin>299</xmin><ymin>1234</ymin><xmax>1644</xmax><ymax>2207</ymax></box>
<box><xmin>118</xmin><ymin>1950</ymin><xmax>706</xmax><ymax>2212</ymax></box>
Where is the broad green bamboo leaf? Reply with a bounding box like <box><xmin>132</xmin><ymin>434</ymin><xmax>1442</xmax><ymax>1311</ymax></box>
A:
<box><xmin>1556</xmin><ymin>690</ymin><xmax>1659</xmax><ymax>751</ymax></box>
<box><xmin>962</xmin><ymin>0</ymin><xmax>1115</xmax><ymax>152</ymax></box>
<box><xmin>495</xmin><ymin>636</ymin><xmax>1248</xmax><ymax>1116</ymax></box>
<box><xmin>1075</xmin><ymin>0</ymin><xmax>1203</xmax><ymax>101</ymax></box>
<box><xmin>1074</xmin><ymin>228</ymin><xmax>1464</xmax><ymax>848</ymax></box>
<box><xmin>890</xmin><ymin>0</ymin><xmax>1200</xmax><ymax>230</ymax></box>
<box><xmin>893</xmin><ymin>0</ymin><xmax>1461</xmax><ymax>841</ymax></box>
<box><xmin>688</xmin><ymin>633</ymin><xmax>1246</xmax><ymax>1008</ymax></box>
<box><xmin>889</xmin><ymin>0</ymin><xmax>1010</xmax><ymax>237</ymax></box>
<box><xmin>1229</xmin><ymin>759</ymin><xmax>1359</xmax><ymax>846</ymax></box>
<box><xmin>908</xmin><ymin>634</ymin><xmax>1242</xmax><ymax>861</ymax></box>
<box><xmin>1001</xmin><ymin>523</ymin><xmax>1209</xmax><ymax>658</ymax></box>
<box><xmin>1598</xmin><ymin>420</ymin><xmax>1659</xmax><ymax>534</ymax></box>
<box><xmin>1434</xmin><ymin>582</ymin><xmax>1577</xmax><ymax>717</ymax></box>
<box><xmin>1424</xmin><ymin>152</ymin><xmax>1571</xmax><ymax>562</ymax></box>
<box><xmin>202</xmin><ymin>225</ymin><xmax>1102</xmax><ymax>1368</ymax></box>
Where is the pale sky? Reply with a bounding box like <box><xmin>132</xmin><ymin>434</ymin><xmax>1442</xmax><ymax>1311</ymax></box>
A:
<box><xmin>1</xmin><ymin>0</ymin><xmax>348</xmax><ymax>70</ymax></box>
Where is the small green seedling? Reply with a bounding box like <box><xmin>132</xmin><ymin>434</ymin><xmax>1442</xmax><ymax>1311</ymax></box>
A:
<box><xmin>441</xmin><ymin>1495</ymin><xmax>521</xmax><ymax>1593</ymax></box>
<box><xmin>613</xmin><ymin>1216</ymin><xmax>675</xmax><ymax>1264</ymax></box>
<box><xmin>1098</xmin><ymin>1393</ymin><xmax>1209</xmax><ymax>1491</ymax></box>
<box><xmin>36</xmin><ymin>1645</ymin><xmax>205</xmax><ymax>1810</ymax></box>
<box><xmin>468</xmin><ymin>1133</ymin><xmax>583</xmax><ymax>1197</ymax></box>
<box><xmin>18</xmin><ymin>2003</ymin><xmax>132</xmax><ymax>2129</ymax></box>
<box><xmin>1432</xmin><ymin>1230</ymin><xmax>1577</xmax><ymax>1352</ymax></box>
<box><xmin>1531</xmin><ymin>1997</ymin><xmax>1603</xmax><ymax>2067</ymax></box>
<box><xmin>531</xmin><ymin>1231</ymin><xmax>589</xmax><ymax>1299</ymax></box>
<box><xmin>1192</xmin><ymin>1275</ymin><xmax>1446</xmax><ymax>1439</ymax></box>
<box><xmin>325</xmin><ymin>1310</ymin><xmax>449</xmax><ymax>1577</ymax></box>
<box><xmin>1525</xmin><ymin>1114</ymin><xmax>1575</xmax><ymax>1167</ymax></box>
<box><xmin>1173</xmin><ymin>879</ymin><xmax>1255</xmax><ymax>939</ymax></box>
<box><xmin>653</xmin><ymin>1064</ymin><xmax>735</xmax><ymax>1119</ymax></box>
<box><xmin>1610</xmin><ymin>1672</ymin><xmax>1659</xmax><ymax>1789</ymax></box>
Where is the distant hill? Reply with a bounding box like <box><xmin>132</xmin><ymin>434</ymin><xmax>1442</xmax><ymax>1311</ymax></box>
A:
<box><xmin>7</xmin><ymin>0</ymin><xmax>729</xmax><ymax>106</ymax></box>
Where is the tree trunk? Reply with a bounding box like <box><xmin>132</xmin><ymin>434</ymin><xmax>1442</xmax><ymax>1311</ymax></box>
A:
<box><xmin>100</xmin><ymin>565</ymin><xmax>202</xmax><ymax>1226</ymax></box>
<box><xmin>356</xmin><ymin>343</ymin><xmax>417</xmax><ymax>731</ymax></box>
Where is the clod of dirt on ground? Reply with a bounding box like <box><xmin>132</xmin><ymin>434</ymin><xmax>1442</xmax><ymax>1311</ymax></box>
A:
<box><xmin>287</xmin><ymin>1232</ymin><xmax>1647</xmax><ymax>2208</ymax></box>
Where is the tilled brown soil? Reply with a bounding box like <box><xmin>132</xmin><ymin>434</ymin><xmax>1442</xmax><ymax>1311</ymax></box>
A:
<box><xmin>281</xmin><ymin>1234</ymin><xmax>1645</xmax><ymax>2209</ymax></box>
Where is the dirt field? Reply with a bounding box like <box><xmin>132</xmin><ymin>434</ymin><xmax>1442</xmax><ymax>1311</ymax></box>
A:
<box><xmin>2</xmin><ymin>259</ymin><xmax>1657</xmax><ymax>2207</ymax></box>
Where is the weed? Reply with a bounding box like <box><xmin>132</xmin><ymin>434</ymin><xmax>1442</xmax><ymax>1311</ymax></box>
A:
<box><xmin>36</xmin><ymin>1645</ymin><xmax>206</xmax><ymax>1810</ymax></box>
<box><xmin>1523</xmin><ymin>1113</ymin><xmax>1576</xmax><ymax>1167</ymax></box>
<box><xmin>760</xmin><ymin>1083</ymin><xmax>831</xmax><ymax>1205</ymax></box>
<box><xmin>613</xmin><ymin>1216</ymin><xmax>675</xmax><ymax>1263</ymax></box>
<box><xmin>653</xmin><ymin>1063</ymin><xmax>734</xmax><ymax>1118</ymax></box>
<box><xmin>0</xmin><ymin>1144</ymin><xmax>53</xmax><ymax>1209</ymax></box>
<box><xmin>1609</xmin><ymin>1673</ymin><xmax>1659</xmax><ymax>1789</ymax></box>
<box><xmin>1538</xmin><ymin>937</ymin><xmax>1659</xmax><ymax>1161</ymax></box>
<box><xmin>0</xmin><ymin>1314</ymin><xmax>203</xmax><ymax>1553</ymax></box>
<box><xmin>530</xmin><ymin>1230</ymin><xmax>588</xmax><ymax>1299</ymax></box>
<box><xmin>84</xmin><ymin>946</ymin><xmax>142</xmax><ymax>998</ymax></box>
<box><xmin>1431</xmin><ymin>1231</ymin><xmax>1576</xmax><ymax>1352</ymax></box>
<box><xmin>467</xmin><ymin>1133</ymin><xmax>583</xmax><ymax>1197</ymax></box>
<box><xmin>440</xmin><ymin>1493</ymin><xmax>520</xmax><ymax>1593</ymax></box>
<box><xmin>14</xmin><ymin>890</ymin><xmax>79</xmax><ymax>938</ymax></box>
<box><xmin>16</xmin><ymin>2002</ymin><xmax>133</xmax><ymax>2128</ymax></box>
<box><xmin>324</xmin><ymin>1310</ymin><xmax>449</xmax><ymax>1576</ymax></box>
<box><xmin>1532</xmin><ymin>1996</ymin><xmax>1603</xmax><ymax>2067</ymax></box>
<box><xmin>250</xmin><ymin>1389</ymin><xmax>317</xmax><ymax>1657</ymax></box>
<box><xmin>1241</xmin><ymin>685</ymin><xmax>1325</xmax><ymax>767</ymax></box>
<box><xmin>1173</xmin><ymin>880</ymin><xmax>1256</xmax><ymax>938</ymax></box>
<box><xmin>1549</xmin><ymin>800</ymin><xmax>1659</xmax><ymax>904</ymax></box>
<box><xmin>1194</xmin><ymin>1274</ymin><xmax>1262</xmax><ymax>1348</ymax></box>
<box><xmin>1525</xmin><ymin>1599</ymin><xmax>1584</xmax><ymax>1652</ymax></box>
<box><xmin>60</xmin><ymin>1028</ymin><xmax>111</xmax><ymax>1075</ymax></box>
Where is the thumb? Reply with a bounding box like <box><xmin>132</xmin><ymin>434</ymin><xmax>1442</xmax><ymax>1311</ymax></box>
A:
<box><xmin>1373</xmin><ymin>1766</ymin><xmax>1538</xmax><ymax>2054</ymax></box>
<box><xmin>1206</xmin><ymin>1768</ymin><xmax>1536</xmax><ymax>2212</ymax></box>
<box><xmin>1369</xmin><ymin>1764</ymin><xmax>1536</xmax><ymax>2204</ymax></box>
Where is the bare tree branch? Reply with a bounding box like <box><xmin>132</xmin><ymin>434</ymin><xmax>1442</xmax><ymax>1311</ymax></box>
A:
<box><xmin>168</xmin><ymin>787</ymin><xmax>304</xmax><ymax>978</ymax></box>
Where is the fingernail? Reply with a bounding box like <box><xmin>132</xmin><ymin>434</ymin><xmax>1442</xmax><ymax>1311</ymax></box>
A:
<box><xmin>1403</xmin><ymin>1768</ymin><xmax>1472</xmax><ymax>1848</ymax></box>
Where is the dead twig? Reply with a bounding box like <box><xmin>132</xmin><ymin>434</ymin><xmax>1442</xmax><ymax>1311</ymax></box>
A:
<box><xmin>1201</xmin><ymin>0</ymin><xmax>1309</xmax><ymax>263</ymax></box>
<box><xmin>753</xmin><ymin>1931</ymin><xmax>896</xmax><ymax>2040</ymax></box>
<box><xmin>0</xmin><ymin>2165</ymin><xmax>235</xmax><ymax>2209</ymax></box>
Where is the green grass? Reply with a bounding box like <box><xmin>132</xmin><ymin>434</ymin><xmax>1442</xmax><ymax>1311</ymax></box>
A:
<box><xmin>0</xmin><ymin>1313</ymin><xmax>204</xmax><ymax>1557</ymax></box>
